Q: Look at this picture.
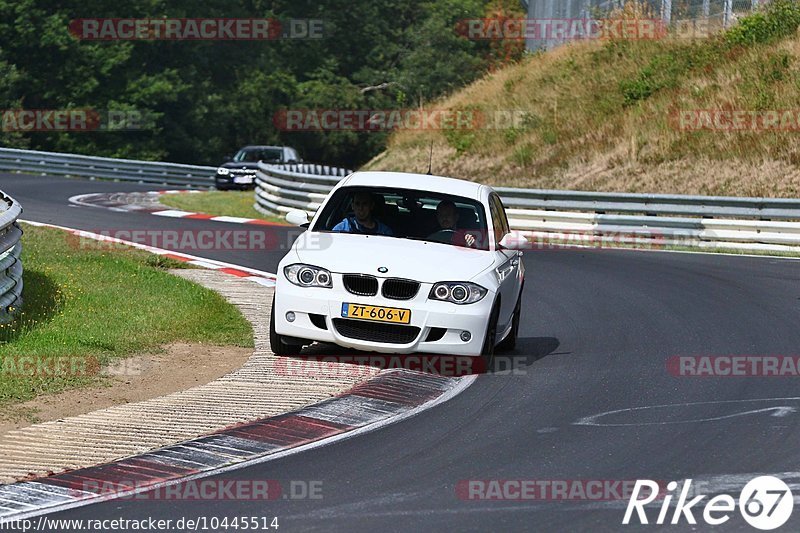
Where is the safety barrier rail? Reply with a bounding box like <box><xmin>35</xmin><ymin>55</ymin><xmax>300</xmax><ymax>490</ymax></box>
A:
<box><xmin>0</xmin><ymin>190</ymin><xmax>23</xmax><ymax>323</ymax></box>
<box><xmin>0</xmin><ymin>147</ymin><xmax>215</xmax><ymax>188</ymax></box>
<box><xmin>255</xmin><ymin>163</ymin><xmax>800</xmax><ymax>253</ymax></box>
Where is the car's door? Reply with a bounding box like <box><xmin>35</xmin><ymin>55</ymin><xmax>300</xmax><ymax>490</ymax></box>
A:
<box><xmin>489</xmin><ymin>193</ymin><xmax>520</xmax><ymax>330</ymax></box>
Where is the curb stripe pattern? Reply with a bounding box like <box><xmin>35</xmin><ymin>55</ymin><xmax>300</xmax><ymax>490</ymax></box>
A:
<box><xmin>69</xmin><ymin>191</ymin><xmax>287</xmax><ymax>227</ymax></box>
<box><xmin>0</xmin><ymin>370</ymin><xmax>459</xmax><ymax>521</ymax></box>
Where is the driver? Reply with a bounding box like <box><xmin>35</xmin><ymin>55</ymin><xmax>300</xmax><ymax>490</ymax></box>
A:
<box><xmin>429</xmin><ymin>200</ymin><xmax>476</xmax><ymax>247</ymax></box>
<box><xmin>332</xmin><ymin>191</ymin><xmax>393</xmax><ymax>236</ymax></box>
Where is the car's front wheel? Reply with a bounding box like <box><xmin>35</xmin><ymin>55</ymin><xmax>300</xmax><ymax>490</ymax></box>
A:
<box><xmin>480</xmin><ymin>299</ymin><xmax>500</xmax><ymax>371</ymax></box>
<box><xmin>497</xmin><ymin>290</ymin><xmax>522</xmax><ymax>352</ymax></box>
<box><xmin>269</xmin><ymin>297</ymin><xmax>304</xmax><ymax>356</ymax></box>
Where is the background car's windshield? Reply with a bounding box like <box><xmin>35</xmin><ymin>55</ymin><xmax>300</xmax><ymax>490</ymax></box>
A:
<box><xmin>312</xmin><ymin>187</ymin><xmax>489</xmax><ymax>250</ymax></box>
<box><xmin>234</xmin><ymin>148</ymin><xmax>282</xmax><ymax>163</ymax></box>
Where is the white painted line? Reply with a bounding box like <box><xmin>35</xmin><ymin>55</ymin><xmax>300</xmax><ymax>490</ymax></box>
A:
<box><xmin>187</xmin><ymin>260</ymin><xmax>225</xmax><ymax>270</ymax></box>
<box><xmin>211</xmin><ymin>216</ymin><xmax>254</xmax><ymax>224</ymax></box>
<box><xmin>150</xmin><ymin>210</ymin><xmax>195</xmax><ymax>218</ymax></box>
<box><xmin>575</xmin><ymin>397</ymin><xmax>800</xmax><ymax>427</ymax></box>
<box><xmin>245</xmin><ymin>276</ymin><xmax>276</xmax><ymax>287</ymax></box>
<box><xmin>67</xmin><ymin>193</ymin><xmax>105</xmax><ymax>209</ymax></box>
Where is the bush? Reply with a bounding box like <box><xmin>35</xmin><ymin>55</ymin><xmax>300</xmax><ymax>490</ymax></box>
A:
<box><xmin>725</xmin><ymin>0</ymin><xmax>800</xmax><ymax>47</ymax></box>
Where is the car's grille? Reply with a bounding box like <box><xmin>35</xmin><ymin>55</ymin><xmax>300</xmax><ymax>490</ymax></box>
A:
<box><xmin>381</xmin><ymin>278</ymin><xmax>420</xmax><ymax>300</ymax></box>
<box><xmin>343</xmin><ymin>274</ymin><xmax>378</xmax><ymax>296</ymax></box>
<box><xmin>332</xmin><ymin>319</ymin><xmax>420</xmax><ymax>344</ymax></box>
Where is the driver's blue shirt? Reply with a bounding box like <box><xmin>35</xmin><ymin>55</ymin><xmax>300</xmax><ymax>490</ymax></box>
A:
<box><xmin>332</xmin><ymin>216</ymin><xmax>393</xmax><ymax>236</ymax></box>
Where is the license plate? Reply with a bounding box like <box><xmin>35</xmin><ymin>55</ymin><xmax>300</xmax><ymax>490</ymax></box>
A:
<box><xmin>233</xmin><ymin>176</ymin><xmax>253</xmax><ymax>184</ymax></box>
<box><xmin>341</xmin><ymin>303</ymin><xmax>411</xmax><ymax>324</ymax></box>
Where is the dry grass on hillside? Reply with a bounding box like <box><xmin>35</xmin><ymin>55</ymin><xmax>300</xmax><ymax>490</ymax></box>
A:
<box><xmin>365</xmin><ymin>5</ymin><xmax>800</xmax><ymax>197</ymax></box>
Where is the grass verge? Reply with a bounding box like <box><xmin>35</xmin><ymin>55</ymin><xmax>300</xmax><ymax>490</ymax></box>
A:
<box><xmin>159</xmin><ymin>191</ymin><xmax>286</xmax><ymax>224</ymax></box>
<box><xmin>0</xmin><ymin>223</ymin><xmax>254</xmax><ymax>407</ymax></box>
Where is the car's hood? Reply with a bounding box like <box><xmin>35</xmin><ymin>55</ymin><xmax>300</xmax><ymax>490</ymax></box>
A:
<box><xmin>219</xmin><ymin>162</ymin><xmax>260</xmax><ymax>170</ymax></box>
<box><xmin>293</xmin><ymin>232</ymin><xmax>495</xmax><ymax>283</ymax></box>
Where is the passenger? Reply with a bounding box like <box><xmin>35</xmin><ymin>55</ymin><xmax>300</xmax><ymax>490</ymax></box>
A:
<box><xmin>428</xmin><ymin>200</ymin><xmax>476</xmax><ymax>247</ymax></box>
<box><xmin>332</xmin><ymin>191</ymin><xmax>393</xmax><ymax>236</ymax></box>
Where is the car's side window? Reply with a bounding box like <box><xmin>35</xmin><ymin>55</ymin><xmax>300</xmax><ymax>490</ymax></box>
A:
<box><xmin>489</xmin><ymin>194</ymin><xmax>507</xmax><ymax>245</ymax></box>
<box><xmin>496</xmin><ymin>195</ymin><xmax>510</xmax><ymax>236</ymax></box>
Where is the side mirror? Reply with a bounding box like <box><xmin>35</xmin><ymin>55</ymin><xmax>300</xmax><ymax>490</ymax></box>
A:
<box><xmin>223</xmin><ymin>155</ymin><xmax>233</xmax><ymax>162</ymax></box>
<box><xmin>498</xmin><ymin>230</ymin><xmax>528</xmax><ymax>251</ymax></box>
<box><xmin>285</xmin><ymin>210</ymin><xmax>310</xmax><ymax>228</ymax></box>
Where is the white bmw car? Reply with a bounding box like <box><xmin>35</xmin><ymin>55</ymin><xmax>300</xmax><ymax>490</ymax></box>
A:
<box><xmin>270</xmin><ymin>171</ymin><xmax>525</xmax><ymax>364</ymax></box>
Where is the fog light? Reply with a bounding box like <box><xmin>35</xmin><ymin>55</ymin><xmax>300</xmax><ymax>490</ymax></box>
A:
<box><xmin>460</xmin><ymin>331</ymin><xmax>471</xmax><ymax>342</ymax></box>
<box><xmin>286</xmin><ymin>311</ymin><xmax>296</xmax><ymax>322</ymax></box>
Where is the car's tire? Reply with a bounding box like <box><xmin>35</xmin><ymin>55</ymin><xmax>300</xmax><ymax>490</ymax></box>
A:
<box><xmin>497</xmin><ymin>290</ymin><xmax>522</xmax><ymax>352</ymax></box>
<box><xmin>269</xmin><ymin>297</ymin><xmax>304</xmax><ymax>356</ymax></box>
<box><xmin>480</xmin><ymin>299</ymin><xmax>500</xmax><ymax>371</ymax></box>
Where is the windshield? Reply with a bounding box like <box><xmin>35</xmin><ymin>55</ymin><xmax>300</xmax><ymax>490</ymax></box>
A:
<box><xmin>233</xmin><ymin>148</ymin><xmax>282</xmax><ymax>163</ymax></box>
<box><xmin>312</xmin><ymin>186</ymin><xmax>490</xmax><ymax>250</ymax></box>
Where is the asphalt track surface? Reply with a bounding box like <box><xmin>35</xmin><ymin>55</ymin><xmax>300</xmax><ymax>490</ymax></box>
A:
<box><xmin>3</xmin><ymin>172</ymin><xmax>800</xmax><ymax>532</ymax></box>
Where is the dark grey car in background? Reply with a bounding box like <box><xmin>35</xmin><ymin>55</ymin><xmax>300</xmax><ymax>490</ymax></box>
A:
<box><xmin>215</xmin><ymin>145</ymin><xmax>301</xmax><ymax>190</ymax></box>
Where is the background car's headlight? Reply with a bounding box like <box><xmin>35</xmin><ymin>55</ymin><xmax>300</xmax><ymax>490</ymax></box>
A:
<box><xmin>284</xmin><ymin>264</ymin><xmax>333</xmax><ymax>288</ymax></box>
<box><xmin>429</xmin><ymin>282</ymin><xmax>487</xmax><ymax>304</ymax></box>
<box><xmin>217</xmin><ymin>167</ymin><xmax>230</xmax><ymax>176</ymax></box>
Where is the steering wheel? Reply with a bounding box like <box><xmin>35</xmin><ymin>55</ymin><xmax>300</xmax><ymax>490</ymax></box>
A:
<box><xmin>427</xmin><ymin>229</ymin><xmax>455</xmax><ymax>243</ymax></box>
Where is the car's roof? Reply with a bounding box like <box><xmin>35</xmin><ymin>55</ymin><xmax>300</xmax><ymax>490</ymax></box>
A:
<box><xmin>343</xmin><ymin>171</ymin><xmax>486</xmax><ymax>200</ymax></box>
<box><xmin>238</xmin><ymin>145</ymin><xmax>287</xmax><ymax>150</ymax></box>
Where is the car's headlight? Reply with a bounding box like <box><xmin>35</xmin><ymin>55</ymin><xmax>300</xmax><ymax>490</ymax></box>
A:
<box><xmin>429</xmin><ymin>282</ymin><xmax>487</xmax><ymax>304</ymax></box>
<box><xmin>217</xmin><ymin>167</ymin><xmax>230</xmax><ymax>176</ymax></box>
<box><xmin>284</xmin><ymin>264</ymin><xmax>333</xmax><ymax>288</ymax></box>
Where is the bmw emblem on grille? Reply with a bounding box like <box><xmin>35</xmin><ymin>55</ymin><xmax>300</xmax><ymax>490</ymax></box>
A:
<box><xmin>378</xmin><ymin>267</ymin><xmax>388</xmax><ymax>273</ymax></box>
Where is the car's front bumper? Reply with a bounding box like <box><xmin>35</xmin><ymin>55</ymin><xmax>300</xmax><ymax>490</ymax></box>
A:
<box><xmin>215</xmin><ymin>173</ymin><xmax>256</xmax><ymax>189</ymax></box>
<box><xmin>273</xmin><ymin>278</ymin><xmax>494</xmax><ymax>356</ymax></box>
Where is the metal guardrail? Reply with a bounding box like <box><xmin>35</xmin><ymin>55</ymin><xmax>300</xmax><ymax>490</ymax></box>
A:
<box><xmin>494</xmin><ymin>187</ymin><xmax>800</xmax><ymax>220</ymax></box>
<box><xmin>0</xmin><ymin>147</ymin><xmax>797</xmax><ymax>253</ymax></box>
<box><xmin>0</xmin><ymin>148</ymin><xmax>216</xmax><ymax>188</ymax></box>
<box><xmin>0</xmin><ymin>190</ymin><xmax>23</xmax><ymax>323</ymax></box>
<box><xmin>254</xmin><ymin>162</ymin><xmax>352</xmax><ymax>215</ymax></box>
<box><xmin>255</xmin><ymin>164</ymin><xmax>800</xmax><ymax>253</ymax></box>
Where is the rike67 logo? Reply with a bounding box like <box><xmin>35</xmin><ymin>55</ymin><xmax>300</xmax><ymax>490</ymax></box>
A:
<box><xmin>623</xmin><ymin>476</ymin><xmax>793</xmax><ymax>530</ymax></box>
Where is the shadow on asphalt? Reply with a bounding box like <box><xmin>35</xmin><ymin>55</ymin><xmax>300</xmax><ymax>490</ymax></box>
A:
<box><xmin>487</xmin><ymin>336</ymin><xmax>562</xmax><ymax>375</ymax></box>
<box><xmin>279</xmin><ymin>336</ymin><xmax>562</xmax><ymax>377</ymax></box>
